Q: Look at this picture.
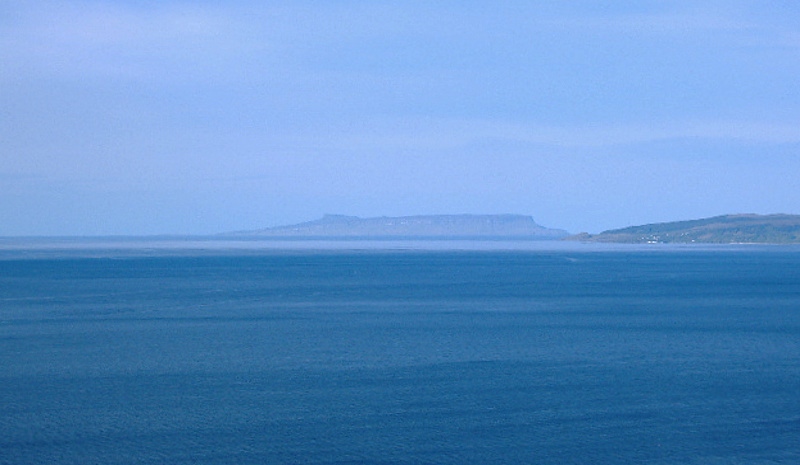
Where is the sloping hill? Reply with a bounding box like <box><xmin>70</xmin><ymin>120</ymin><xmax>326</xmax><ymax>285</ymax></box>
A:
<box><xmin>228</xmin><ymin>214</ymin><xmax>569</xmax><ymax>239</ymax></box>
<box><xmin>570</xmin><ymin>214</ymin><xmax>800</xmax><ymax>244</ymax></box>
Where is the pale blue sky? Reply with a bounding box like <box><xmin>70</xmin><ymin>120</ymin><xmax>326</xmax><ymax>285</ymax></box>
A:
<box><xmin>2</xmin><ymin>1</ymin><xmax>799</xmax><ymax>235</ymax></box>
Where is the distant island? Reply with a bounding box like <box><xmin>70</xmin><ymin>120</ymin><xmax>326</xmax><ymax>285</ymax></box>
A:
<box><xmin>227</xmin><ymin>214</ymin><xmax>569</xmax><ymax>239</ymax></box>
<box><xmin>568</xmin><ymin>214</ymin><xmax>800</xmax><ymax>244</ymax></box>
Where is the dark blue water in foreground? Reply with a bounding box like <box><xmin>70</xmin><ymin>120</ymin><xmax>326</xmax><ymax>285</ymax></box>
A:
<box><xmin>1</xmin><ymin>248</ymin><xmax>799</xmax><ymax>464</ymax></box>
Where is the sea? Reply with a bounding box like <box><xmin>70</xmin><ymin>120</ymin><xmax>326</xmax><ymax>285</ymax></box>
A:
<box><xmin>1</xmin><ymin>240</ymin><xmax>799</xmax><ymax>464</ymax></box>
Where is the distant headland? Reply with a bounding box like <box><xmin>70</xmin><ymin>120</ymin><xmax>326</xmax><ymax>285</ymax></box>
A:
<box><xmin>226</xmin><ymin>214</ymin><xmax>569</xmax><ymax>239</ymax></box>
<box><xmin>568</xmin><ymin>214</ymin><xmax>800</xmax><ymax>244</ymax></box>
<box><xmin>224</xmin><ymin>213</ymin><xmax>800</xmax><ymax>243</ymax></box>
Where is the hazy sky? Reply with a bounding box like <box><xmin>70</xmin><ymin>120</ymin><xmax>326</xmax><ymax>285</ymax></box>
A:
<box><xmin>2</xmin><ymin>1</ymin><xmax>799</xmax><ymax>235</ymax></box>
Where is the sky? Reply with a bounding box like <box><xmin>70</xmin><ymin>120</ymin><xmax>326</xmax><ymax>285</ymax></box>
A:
<box><xmin>2</xmin><ymin>1</ymin><xmax>799</xmax><ymax>236</ymax></box>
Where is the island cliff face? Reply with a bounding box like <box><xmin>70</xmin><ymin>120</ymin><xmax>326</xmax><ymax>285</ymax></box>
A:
<box><xmin>569</xmin><ymin>214</ymin><xmax>800</xmax><ymax>244</ymax></box>
<box><xmin>232</xmin><ymin>214</ymin><xmax>569</xmax><ymax>239</ymax></box>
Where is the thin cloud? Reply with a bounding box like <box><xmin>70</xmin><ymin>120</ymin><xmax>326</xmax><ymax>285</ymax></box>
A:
<box><xmin>512</xmin><ymin>120</ymin><xmax>800</xmax><ymax>147</ymax></box>
<box><xmin>1</xmin><ymin>1</ymin><xmax>269</xmax><ymax>82</ymax></box>
<box><xmin>265</xmin><ymin>118</ymin><xmax>800</xmax><ymax>153</ymax></box>
<box><xmin>537</xmin><ymin>3</ymin><xmax>800</xmax><ymax>56</ymax></box>
<box><xmin>551</xmin><ymin>12</ymin><xmax>752</xmax><ymax>35</ymax></box>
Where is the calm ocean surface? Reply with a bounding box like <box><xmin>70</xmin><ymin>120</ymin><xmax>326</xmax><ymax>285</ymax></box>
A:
<box><xmin>1</xmin><ymin>245</ymin><xmax>799</xmax><ymax>464</ymax></box>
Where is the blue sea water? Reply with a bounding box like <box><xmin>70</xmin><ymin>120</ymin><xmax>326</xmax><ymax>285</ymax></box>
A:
<box><xmin>1</xmin><ymin>246</ymin><xmax>799</xmax><ymax>464</ymax></box>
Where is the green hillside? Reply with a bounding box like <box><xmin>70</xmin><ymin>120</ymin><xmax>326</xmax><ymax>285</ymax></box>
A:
<box><xmin>569</xmin><ymin>214</ymin><xmax>800</xmax><ymax>244</ymax></box>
